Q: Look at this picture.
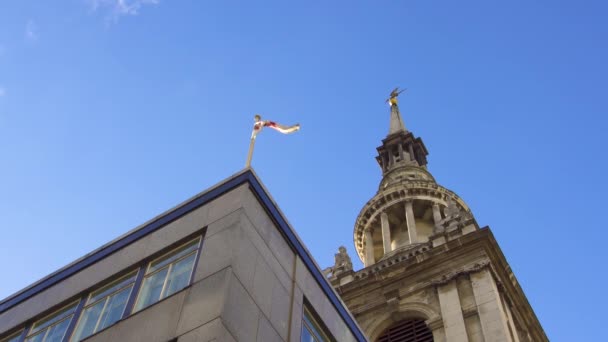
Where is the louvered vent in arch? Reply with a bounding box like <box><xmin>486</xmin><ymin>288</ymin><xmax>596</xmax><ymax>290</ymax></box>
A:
<box><xmin>377</xmin><ymin>319</ymin><xmax>434</xmax><ymax>342</ymax></box>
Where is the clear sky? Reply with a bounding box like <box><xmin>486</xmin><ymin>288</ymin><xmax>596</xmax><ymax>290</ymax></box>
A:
<box><xmin>1</xmin><ymin>1</ymin><xmax>607</xmax><ymax>340</ymax></box>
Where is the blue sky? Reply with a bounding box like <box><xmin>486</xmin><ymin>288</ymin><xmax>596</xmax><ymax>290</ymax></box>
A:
<box><xmin>1</xmin><ymin>1</ymin><xmax>607</xmax><ymax>340</ymax></box>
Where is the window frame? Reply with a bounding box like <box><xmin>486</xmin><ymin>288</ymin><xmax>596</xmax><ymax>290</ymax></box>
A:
<box><xmin>1</xmin><ymin>229</ymin><xmax>206</xmax><ymax>342</ymax></box>
<box><xmin>301</xmin><ymin>301</ymin><xmax>335</xmax><ymax>342</ymax></box>
<box><xmin>24</xmin><ymin>300</ymin><xmax>80</xmax><ymax>342</ymax></box>
<box><xmin>132</xmin><ymin>237</ymin><xmax>202</xmax><ymax>313</ymax></box>
<box><xmin>0</xmin><ymin>329</ymin><xmax>25</xmax><ymax>342</ymax></box>
<box><xmin>68</xmin><ymin>270</ymin><xmax>139</xmax><ymax>342</ymax></box>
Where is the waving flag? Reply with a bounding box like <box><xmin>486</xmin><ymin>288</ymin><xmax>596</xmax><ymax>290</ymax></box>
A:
<box><xmin>251</xmin><ymin>115</ymin><xmax>301</xmax><ymax>139</ymax></box>
<box><xmin>246</xmin><ymin>114</ymin><xmax>301</xmax><ymax>167</ymax></box>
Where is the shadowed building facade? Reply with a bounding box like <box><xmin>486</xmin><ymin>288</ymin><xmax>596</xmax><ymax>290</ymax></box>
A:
<box><xmin>323</xmin><ymin>96</ymin><xmax>547</xmax><ymax>342</ymax></box>
<box><xmin>0</xmin><ymin>171</ymin><xmax>366</xmax><ymax>342</ymax></box>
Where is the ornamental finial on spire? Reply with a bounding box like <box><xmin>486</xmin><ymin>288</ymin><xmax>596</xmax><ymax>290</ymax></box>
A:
<box><xmin>387</xmin><ymin>87</ymin><xmax>406</xmax><ymax>106</ymax></box>
<box><xmin>386</xmin><ymin>87</ymin><xmax>407</xmax><ymax>134</ymax></box>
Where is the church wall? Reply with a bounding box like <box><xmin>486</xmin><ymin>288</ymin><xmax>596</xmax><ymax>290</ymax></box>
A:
<box><xmin>437</xmin><ymin>280</ymin><xmax>468</xmax><ymax>341</ymax></box>
<box><xmin>415</xmin><ymin>219</ymin><xmax>434</xmax><ymax>243</ymax></box>
<box><xmin>457</xmin><ymin>275</ymin><xmax>485</xmax><ymax>342</ymax></box>
<box><xmin>464</xmin><ymin>315</ymin><xmax>484</xmax><ymax>342</ymax></box>
<box><xmin>470</xmin><ymin>268</ymin><xmax>512</xmax><ymax>342</ymax></box>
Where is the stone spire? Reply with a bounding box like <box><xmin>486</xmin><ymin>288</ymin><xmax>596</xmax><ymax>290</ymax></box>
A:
<box><xmin>375</xmin><ymin>89</ymin><xmax>429</xmax><ymax>176</ymax></box>
<box><xmin>354</xmin><ymin>92</ymin><xmax>477</xmax><ymax>267</ymax></box>
<box><xmin>387</xmin><ymin>87</ymin><xmax>407</xmax><ymax>134</ymax></box>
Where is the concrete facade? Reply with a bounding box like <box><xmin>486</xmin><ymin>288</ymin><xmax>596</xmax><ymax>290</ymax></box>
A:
<box><xmin>0</xmin><ymin>171</ymin><xmax>366</xmax><ymax>342</ymax></box>
<box><xmin>325</xmin><ymin>99</ymin><xmax>547</xmax><ymax>341</ymax></box>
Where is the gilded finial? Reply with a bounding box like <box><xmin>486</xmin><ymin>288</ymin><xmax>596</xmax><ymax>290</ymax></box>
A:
<box><xmin>387</xmin><ymin>87</ymin><xmax>406</xmax><ymax>106</ymax></box>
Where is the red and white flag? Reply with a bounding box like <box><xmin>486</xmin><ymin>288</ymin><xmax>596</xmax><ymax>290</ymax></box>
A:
<box><xmin>251</xmin><ymin>115</ymin><xmax>300</xmax><ymax>139</ymax></box>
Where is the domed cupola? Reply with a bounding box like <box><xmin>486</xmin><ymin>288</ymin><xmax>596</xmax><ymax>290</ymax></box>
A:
<box><xmin>354</xmin><ymin>89</ymin><xmax>478</xmax><ymax>267</ymax></box>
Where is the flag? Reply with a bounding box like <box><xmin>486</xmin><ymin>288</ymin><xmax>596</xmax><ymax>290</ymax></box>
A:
<box><xmin>251</xmin><ymin>115</ymin><xmax>300</xmax><ymax>139</ymax></box>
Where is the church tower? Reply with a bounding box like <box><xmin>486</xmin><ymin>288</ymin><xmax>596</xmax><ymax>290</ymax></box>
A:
<box><xmin>324</xmin><ymin>91</ymin><xmax>547</xmax><ymax>342</ymax></box>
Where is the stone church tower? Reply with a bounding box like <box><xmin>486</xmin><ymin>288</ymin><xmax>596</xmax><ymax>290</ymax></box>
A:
<box><xmin>324</xmin><ymin>92</ymin><xmax>547</xmax><ymax>342</ymax></box>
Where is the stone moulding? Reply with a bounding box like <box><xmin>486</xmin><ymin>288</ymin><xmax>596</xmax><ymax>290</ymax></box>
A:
<box><xmin>350</xmin><ymin>243</ymin><xmax>432</xmax><ymax>281</ymax></box>
<box><xmin>429</xmin><ymin>260</ymin><xmax>491</xmax><ymax>286</ymax></box>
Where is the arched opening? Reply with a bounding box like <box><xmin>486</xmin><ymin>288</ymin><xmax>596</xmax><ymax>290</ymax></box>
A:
<box><xmin>376</xmin><ymin>319</ymin><xmax>433</xmax><ymax>342</ymax></box>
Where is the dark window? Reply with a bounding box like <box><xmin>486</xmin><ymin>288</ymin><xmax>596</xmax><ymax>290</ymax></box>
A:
<box><xmin>377</xmin><ymin>319</ymin><xmax>433</xmax><ymax>342</ymax></box>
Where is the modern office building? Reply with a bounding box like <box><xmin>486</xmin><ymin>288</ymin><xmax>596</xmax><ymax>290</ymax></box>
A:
<box><xmin>0</xmin><ymin>170</ymin><xmax>366</xmax><ymax>342</ymax></box>
<box><xmin>0</xmin><ymin>93</ymin><xmax>547</xmax><ymax>342</ymax></box>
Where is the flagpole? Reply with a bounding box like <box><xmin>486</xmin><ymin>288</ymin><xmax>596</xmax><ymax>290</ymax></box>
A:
<box><xmin>245</xmin><ymin>137</ymin><xmax>256</xmax><ymax>168</ymax></box>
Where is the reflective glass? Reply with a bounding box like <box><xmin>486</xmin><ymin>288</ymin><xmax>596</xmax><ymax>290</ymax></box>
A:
<box><xmin>1</xmin><ymin>331</ymin><xmax>23</xmax><ymax>342</ymax></box>
<box><xmin>70</xmin><ymin>272</ymin><xmax>136</xmax><ymax>342</ymax></box>
<box><xmin>164</xmin><ymin>253</ymin><xmax>196</xmax><ymax>297</ymax></box>
<box><xmin>87</xmin><ymin>272</ymin><xmax>137</xmax><ymax>305</ymax></box>
<box><xmin>148</xmin><ymin>239</ymin><xmax>199</xmax><ymax>273</ymax></box>
<box><xmin>43</xmin><ymin>319</ymin><xmax>71</xmax><ymax>342</ymax></box>
<box><xmin>301</xmin><ymin>325</ymin><xmax>315</xmax><ymax>342</ymax></box>
<box><xmin>26</xmin><ymin>303</ymin><xmax>77</xmax><ymax>342</ymax></box>
<box><xmin>70</xmin><ymin>301</ymin><xmax>103</xmax><ymax>342</ymax></box>
<box><xmin>30</xmin><ymin>303</ymin><xmax>77</xmax><ymax>335</ymax></box>
<box><xmin>134</xmin><ymin>238</ymin><xmax>201</xmax><ymax>312</ymax></box>
<box><xmin>25</xmin><ymin>332</ymin><xmax>44</xmax><ymax>342</ymax></box>
<box><xmin>97</xmin><ymin>287</ymin><xmax>131</xmax><ymax>330</ymax></box>
<box><xmin>134</xmin><ymin>267</ymin><xmax>169</xmax><ymax>311</ymax></box>
<box><xmin>301</xmin><ymin>308</ymin><xmax>330</xmax><ymax>342</ymax></box>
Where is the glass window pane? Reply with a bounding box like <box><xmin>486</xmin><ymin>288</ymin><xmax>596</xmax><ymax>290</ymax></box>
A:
<box><xmin>97</xmin><ymin>286</ymin><xmax>132</xmax><ymax>331</ymax></box>
<box><xmin>30</xmin><ymin>303</ymin><xmax>77</xmax><ymax>335</ymax></box>
<box><xmin>70</xmin><ymin>299</ymin><xmax>105</xmax><ymax>342</ymax></box>
<box><xmin>1</xmin><ymin>331</ymin><xmax>23</xmax><ymax>342</ymax></box>
<box><xmin>302</xmin><ymin>308</ymin><xmax>331</xmax><ymax>342</ymax></box>
<box><xmin>43</xmin><ymin>318</ymin><xmax>71</xmax><ymax>342</ymax></box>
<box><xmin>301</xmin><ymin>325</ymin><xmax>315</xmax><ymax>342</ymax></box>
<box><xmin>134</xmin><ymin>268</ymin><xmax>169</xmax><ymax>312</ymax></box>
<box><xmin>25</xmin><ymin>332</ymin><xmax>44</xmax><ymax>342</ymax></box>
<box><xmin>163</xmin><ymin>253</ymin><xmax>196</xmax><ymax>298</ymax></box>
<box><xmin>88</xmin><ymin>272</ymin><xmax>137</xmax><ymax>305</ymax></box>
<box><xmin>148</xmin><ymin>239</ymin><xmax>199</xmax><ymax>273</ymax></box>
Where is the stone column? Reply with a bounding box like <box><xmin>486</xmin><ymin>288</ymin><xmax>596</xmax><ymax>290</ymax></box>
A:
<box><xmin>471</xmin><ymin>268</ymin><xmax>512</xmax><ymax>342</ymax></box>
<box><xmin>380</xmin><ymin>212</ymin><xmax>392</xmax><ymax>255</ymax></box>
<box><xmin>364</xmin><ymin>229</ymin><xmax>375</xmax><ymax>267</ymax></box>
<box><xmin>405</xmin><ymin>200</ymin><xmax>418</xmax><ymax>244</ymax></box>
<box><xmin>398</xmin><ymin>143</ymin><xmax>404</xmax><ymax>162</ymax></box>
<box><xmin>501</xmin><ymin>295</ymin><xmax>520</xmax><ymax>342</ymax></box>
<box><xmin>438</xmin><ymin>280</ymin><xmax>469</xmax><ymax>342</ymax></box>
<box><xmin>381</xmin><ymin>155</ymin><xmax>387</xmax><ymax>172</ymax></box>
<box><xmin>408</xmin><ymin>144</ymin><xmax>415</xmax><ymax>161</ymax></box>
<box><xmin>432</xmin><ymin>203</ymin><xmax>442</xmax><ymax>224</ymax></box>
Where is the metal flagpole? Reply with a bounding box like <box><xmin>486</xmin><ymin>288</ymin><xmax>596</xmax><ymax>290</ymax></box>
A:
<box><xmin>245</xmin><ymin>136</ymin><xmax>256</xmax><ymax>168</ymax></box>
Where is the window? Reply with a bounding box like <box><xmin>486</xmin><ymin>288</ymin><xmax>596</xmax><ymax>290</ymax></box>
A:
<box><xmin>0</xmin><ymin>330</ymin><xmax>23</xmax><ymax>342</ymax></box>
<box><xmin>69</xmin><ymin>271</ymin><xmax>138</xmax><ymax>341</ymax></box>
<box><xmin>133</xmin><ymin>237</ymin><xmax>201</xmax><ymax>312</ymax></box>
<box><xmin>301</xmin><ymin>306</ymin><xmax>332</xmax><ymax>342</ymax></box>
<box><xmin>25</xmin><ymin>302</ymin><xmax>79</xmax><ymax>342</ymax></box>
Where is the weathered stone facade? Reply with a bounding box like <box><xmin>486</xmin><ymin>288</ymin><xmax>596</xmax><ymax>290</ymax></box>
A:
<box><xmin>326</xmin><ymin>98</ymin><xmax>547</xmax><ymax>342</ymax></box>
